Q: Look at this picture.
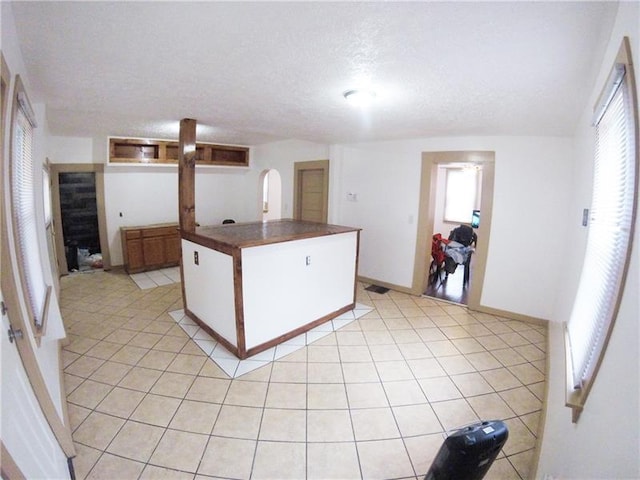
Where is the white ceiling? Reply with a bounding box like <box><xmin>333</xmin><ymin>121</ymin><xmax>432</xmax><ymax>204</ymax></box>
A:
<box><xmin>9</xmin><ymin>1</ymin><xmax>618</xmax><ymax>146</ymax></box>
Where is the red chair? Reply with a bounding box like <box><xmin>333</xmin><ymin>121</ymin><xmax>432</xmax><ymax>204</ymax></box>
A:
<box><xmin>428</xmin><ymin>233</ymin><xmax>449</xmax><ymax>286</ymax></box>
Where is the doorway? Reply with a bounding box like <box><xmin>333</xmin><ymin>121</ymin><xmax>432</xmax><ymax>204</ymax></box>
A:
<box><xmin>412</xmin><ymin>151</ymin><xmax>495</xmax><ymax>309</ymax></box>
<box><xmin>50</xmin><ymin>164</ymin><xmax>110</xmax><ymax>275</ymax></box>
<box><xmin>259</xmin><ymin>169</ymin><xmax>282</xmax><ymax>221</ymax></box>
<box><xmin>59</xmin><ymin>172</ymin><xmax>100</xmax><ymax>270</ymax></box>
<box><xmin>293</xmin><ymin>160</ymin><xmax>329</xmax><ymax>223</ymax></box>
<box><xmin>425</xmin><ymin>164</ymin><xmax>483</xmax><ymax>304</ymax></box>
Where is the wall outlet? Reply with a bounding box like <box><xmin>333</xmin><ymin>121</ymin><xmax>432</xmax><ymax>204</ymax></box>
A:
<box><xmin>194</xmin><ymin>251</ymin><xmax>199</xmax><ymax>265</ymax></box>
<box><xmin>306</xmin><ymin>255</ymin><xmax>311</xmax><ymax>266</ymax></box>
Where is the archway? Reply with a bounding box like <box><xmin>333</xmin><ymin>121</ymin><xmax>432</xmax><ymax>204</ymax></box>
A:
<box><xmin>259</xmin><ymin>169</ymin><xmax>282</xmax><ymax>221</ymax></box>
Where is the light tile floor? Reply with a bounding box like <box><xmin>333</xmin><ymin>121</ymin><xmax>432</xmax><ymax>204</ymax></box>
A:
<box><xmin>169</xmin><ymin>305</ymin><xmax>374</xmax><ymax>378</ymax></box>
<box><xmin>61</xmin><ymin>270</ymin><xmax>546</xmax><ymax>480</ymax></box>
<box><xmin>129</xmin><ymin>267</ymin><xmax>181</xmax><ymax>289</ymax></box>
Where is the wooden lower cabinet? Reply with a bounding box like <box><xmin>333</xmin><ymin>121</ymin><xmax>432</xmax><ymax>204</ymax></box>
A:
<box><xmin>125</xmin><ymin>237</ymin><xmax>144</xmax><ymax>272</ymax></box>
<box><xmin>165</xmin><ymin>235</ymin><xmax>182</xmax><ymax>264</ymax></box>
<box><xmin>121</xmin><ymin>224</ymin><xmax>181</xmax><ymax>273</ymax></box>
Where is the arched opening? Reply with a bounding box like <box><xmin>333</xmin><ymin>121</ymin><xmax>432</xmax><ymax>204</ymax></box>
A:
<box><xmin>259</xmin><ymin>169</ymin><xmax>282</xmax><ymax>221</ymax></box>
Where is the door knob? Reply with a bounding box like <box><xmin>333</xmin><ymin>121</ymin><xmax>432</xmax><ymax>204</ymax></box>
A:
<box><xmin>8</xmin><ymin>325</ymin><xmax>23</xmax><ymax>343</ymax></box>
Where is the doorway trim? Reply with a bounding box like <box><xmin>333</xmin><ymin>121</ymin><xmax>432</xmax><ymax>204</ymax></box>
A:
<box><xmin>293</xmin><ymin>160</ymin><xmax>329</xmax><ymax>223</ymax></box>
<box><xmin>1</xmin><ymin>441</ymin><xmax>26</xmax><ymax>480</ymax></box>
<box><xmin>0</xmin><ymin>51</ymin><xmax>75</xmax><ymax>458</ymax></box>
<box><xmin>50</xmin><ymin>163</ymin><xmax>110</xmax><ymax>275</ymax></box>
<box><xmin>413</xmin><ymin>151</ymin><xmax>495</xmax><ymax>310</ymax></box>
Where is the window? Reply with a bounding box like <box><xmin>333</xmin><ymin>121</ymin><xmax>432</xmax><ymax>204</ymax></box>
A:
<box><xmin>9</xmin><ymin>75</ymin><xmax>51</xmax><ymax>335</ymax></box>
<box><xmin>565</xmin><ymin>38</ymin><xmax>637</xmax><ymax>422</ymax></box>
<box><xmin>443</xmin><ymin>166</ymin><xmax>481</xmax><ymax>224</ymax></box>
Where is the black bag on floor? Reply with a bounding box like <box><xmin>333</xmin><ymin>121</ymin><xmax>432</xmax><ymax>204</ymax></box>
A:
<box><xmin>424</xmin><ymin>420</ymin><xmax>509</xmax><ymax>480</ymax></box>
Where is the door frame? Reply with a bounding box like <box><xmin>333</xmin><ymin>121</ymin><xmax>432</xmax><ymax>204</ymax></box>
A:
<box><xmin>0</xmin><ymin>51</ymin><xmax>76</xmax><ymax>459</ymax></box>
<box><xmin>0</xmin><ymin>54</ymin><xmax>27</xmax><ymax>480</ymax></box>
<box><xmin>1</xmin><ymin>441</ymin><xmax>26</xmax><ymax>480</ymax></box>
<box><xmin>413</xmin><ymin>151</ymin><xmax>495</xmax><ymax>309</ymax></box>
<box><xmin>43</xmin><ymin>158</ymin><xmax>61</xmax><ymax>297</ymax></box>
<box><xmin>50</xmin><ymin>163</ymin><xmax>111</xmax><ymax>275</ymax></box>
<box><xmin>293</xmin><ymin>160</ymin><xmax>329</xmax><ymax>223</ymax></box>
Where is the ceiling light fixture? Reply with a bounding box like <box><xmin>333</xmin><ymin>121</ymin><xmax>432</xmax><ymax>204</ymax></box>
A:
<box><xmin>343</xmin><ymin>89</ymin><xmax>376</xmax><ymax>107</ymax></box>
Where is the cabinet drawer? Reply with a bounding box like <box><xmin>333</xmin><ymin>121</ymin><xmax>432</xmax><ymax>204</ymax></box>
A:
<box><xmin>124</xmin><ymin>230</ymin><xmax>141</xmax><ymax>239</ymax></box>
<box><xmin>142</xmin><ymin>227</ymin><xmax>179</xmax><ymax>238</ymax></box>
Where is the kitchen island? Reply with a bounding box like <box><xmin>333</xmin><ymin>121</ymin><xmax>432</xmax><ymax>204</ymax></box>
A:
<box><xmin>180</xmin><ymin>219</ymin><xmax>360</xmax><ymax>359</ymax></box>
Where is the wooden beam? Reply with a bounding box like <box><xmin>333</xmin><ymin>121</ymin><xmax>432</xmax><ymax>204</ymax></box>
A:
<box><xmin>178</xmin><ymin>118</ymin><xmax>197</xmax><ymax>233</ymax></box>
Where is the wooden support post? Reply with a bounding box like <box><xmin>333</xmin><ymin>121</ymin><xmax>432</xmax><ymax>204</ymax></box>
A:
<box><xmin>179</xmin><ymin>118</ymin><xmax>197</xmax><ymax>233</ymax></box>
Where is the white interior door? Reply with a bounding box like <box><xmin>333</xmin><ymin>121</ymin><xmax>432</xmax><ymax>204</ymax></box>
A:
<box><xmin>1</xmin><ymin>292</ymin><xmax>70</xmax><ymax>479</ymax></box>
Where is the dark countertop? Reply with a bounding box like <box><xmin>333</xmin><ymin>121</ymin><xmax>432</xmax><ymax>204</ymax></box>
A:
<box><xmin>120</xmin><ymin>222</ymin><xmax>178</xmax><ymax>231</ymax></box>
<box><xmin>181</xmin><ymin>219</ymin><xmax>360</xmax><ymax>252</ymax></box>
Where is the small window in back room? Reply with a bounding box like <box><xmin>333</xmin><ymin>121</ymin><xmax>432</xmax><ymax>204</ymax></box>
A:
<box><xmin>443</xmin><ymin>166</ymin><xmax>481</xmax><ymax>224</ymax></box>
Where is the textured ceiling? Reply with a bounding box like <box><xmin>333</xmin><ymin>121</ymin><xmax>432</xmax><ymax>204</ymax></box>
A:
<box><xmin>9</xmin><ymin>1</ymin><xmax>617</xmax><ymax>145</ymax></box>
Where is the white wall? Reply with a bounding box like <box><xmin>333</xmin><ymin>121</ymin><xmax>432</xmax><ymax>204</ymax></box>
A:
<box><xmin>182</xmin><ymin>239</ymin><xmax>237</xmax><ymax>346</ymax></box>
<box><xmin>251</xmin><ymin>139</ymin><xmax>330</xmax><ymax>220</ymax></box>
<box><xmin>332</xmin><ymin>136</ymin><xmax>573</xmax><ymax>320</ymax></box>
<box><xmin>47</xmin><ymin>135</ymin><xmax>254</xmax><ymax>265</ymax></box>
<box><xmin>47</xmin><ymin>136</ymin><xmax>93</xmax><ymax>163</ymax></box>
<box><xmin>331</xmin><ymin>143</ymin><xmax>423</xmax><ymax>288</ymax></box>
<box><xmin>45</xmin><ymin>136</ymin><xmax>331</xmax><ymax>267</ymax></box>
<box><xmin>242</xmin><ymin>231</ymin><xmax>357</xmax><ymax>349</ymax></box>
<box><xmin>104</xmin><ymin>166</ymin><xmax>250</xmax><ymax>265</ymax></box>
<box><xmin>536</xmin><ymin>2</ymin><xmax>640</xmax><ymax>478</ymax></box>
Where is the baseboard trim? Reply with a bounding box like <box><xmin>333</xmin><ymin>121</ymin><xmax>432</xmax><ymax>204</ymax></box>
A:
<box><xmin>358</xmin><ymin>276</ymin><xmax>549</xmax><ymax>328</ymax></box>
<box><xmin>357</xmin><ymin>276</ymin><xmax>415</xmax><ymax>296</ymax></box>
<box><xmin>472</xmin><ymin>304</ymin><xmax>549</xmax><ymax>327</ymax></box>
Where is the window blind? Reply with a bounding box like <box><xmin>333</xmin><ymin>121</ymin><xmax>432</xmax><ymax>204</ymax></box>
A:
<box><xmin>12</xmin><ymin>90</ymin><xmax>49</xmax><ymax>330</ymax></box>
<box><xmin>566</xmin><ymin>64</ymin><xmax>635</xmax><ymax>390</ymax></box>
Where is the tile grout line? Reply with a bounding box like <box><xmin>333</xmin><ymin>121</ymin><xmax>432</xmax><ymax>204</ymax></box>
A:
<box><xmin>62</xmin><ymin>274</ymin><xmax>545</xmax><ymax>480</ymax></box>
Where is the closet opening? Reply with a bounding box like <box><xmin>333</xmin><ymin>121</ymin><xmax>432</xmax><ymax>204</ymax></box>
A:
<box><xmin>50</xmin><ymin>163</ymin><xmax>110</xmax><ymax>275</ymax></box>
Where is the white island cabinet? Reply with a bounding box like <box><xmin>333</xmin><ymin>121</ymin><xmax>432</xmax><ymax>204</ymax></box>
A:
<box><xmin>180</xmin><ymin>220</ymin><xmax>360</xmax><ymax>359</ymax></box>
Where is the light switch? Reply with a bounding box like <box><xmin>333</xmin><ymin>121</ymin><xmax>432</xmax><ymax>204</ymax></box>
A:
<box><xmin>306</xmin><ymin>255</ymin><xmax>311</xmax><ymax>266</ymax></box>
